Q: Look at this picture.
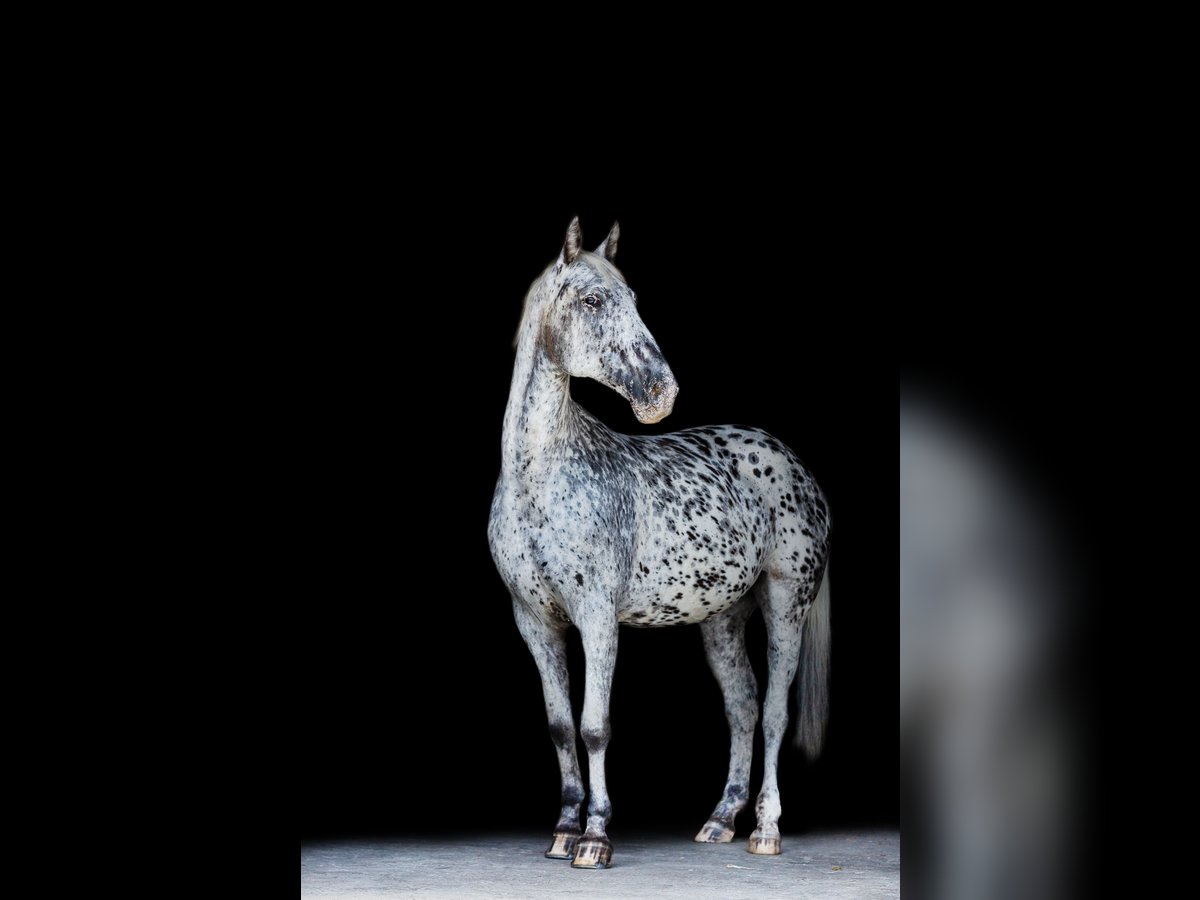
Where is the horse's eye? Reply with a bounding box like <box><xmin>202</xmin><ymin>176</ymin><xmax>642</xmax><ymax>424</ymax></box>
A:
<box><xmin>582</xmin><ymin>294</ymin><xmax>601</xmax><ymax>308</ymax></box>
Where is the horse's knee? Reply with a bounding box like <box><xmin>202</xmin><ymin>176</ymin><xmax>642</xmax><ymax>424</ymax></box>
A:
<box><xmin>549</xmin><ymin>720</ymin><xmax>576</xmax><ymax>751</ymax></box>
<box><xmin>581</xmin><ymin>722</ymin><xmax>610</xmax><ymax>754</ymax></box>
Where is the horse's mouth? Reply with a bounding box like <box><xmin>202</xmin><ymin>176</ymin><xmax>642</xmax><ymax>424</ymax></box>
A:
<box><xmin>635</xmin><ymin>405</ymin><xmax>673</xmax><ymax>425</ymax></box>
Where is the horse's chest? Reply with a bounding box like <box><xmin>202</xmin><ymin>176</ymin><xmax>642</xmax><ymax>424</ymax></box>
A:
<box><xmin>489</xmin><ymin>472</ymin><xmax>630</xmax><ymax>618</ymax></box>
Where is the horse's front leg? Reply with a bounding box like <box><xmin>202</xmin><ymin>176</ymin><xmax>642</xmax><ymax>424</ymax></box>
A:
<box><xmin>511</xmin><ymin>597</ymin><xmax>585</xmax><ymax>859</ymax></box>
<box><xmin>571</xmin><ymin>611</ymin><xmax>619</xmax><ymax>869</ymax></box>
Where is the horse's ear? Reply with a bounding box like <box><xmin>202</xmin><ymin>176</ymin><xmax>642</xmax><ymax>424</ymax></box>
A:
<box><xmin>558</xmin><ymin>216</ymin><xmax>583</xmax><ymax>268</ymax></box>
<box><xmin>595</xmin><ymin>221</ymin><xmax>619</xmax><ymax>261</ymax></box>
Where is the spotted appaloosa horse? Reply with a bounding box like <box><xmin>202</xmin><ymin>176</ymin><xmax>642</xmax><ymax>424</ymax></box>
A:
<box><xmin>488</xmin><ymin>218</ymin><xmax>831</xmax><ymax>869</ymax></box>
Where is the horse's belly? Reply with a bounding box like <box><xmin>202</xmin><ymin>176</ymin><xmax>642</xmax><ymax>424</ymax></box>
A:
<box><xmin>618</xmin><ymin>558</ymin><xmax>759</xmax><ymax>627</ymax></box>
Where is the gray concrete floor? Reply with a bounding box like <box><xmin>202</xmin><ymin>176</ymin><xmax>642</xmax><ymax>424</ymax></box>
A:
<box><xmin>301</xmin><ymin>830</ymin><xmax>899</xmax><ymax>898</ymax></box>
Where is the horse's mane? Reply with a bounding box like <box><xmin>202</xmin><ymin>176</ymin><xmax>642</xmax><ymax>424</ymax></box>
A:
<box><xmin>513</xmin><ymin>264</ymin><xmax>554</xmax><ymax>349</ymax></box>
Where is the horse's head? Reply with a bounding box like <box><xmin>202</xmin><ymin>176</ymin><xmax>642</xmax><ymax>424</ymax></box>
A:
<box><xmin>539</xmin><ymin>217</ymin><xmax>679</xmax><ymax>425</ymax></box>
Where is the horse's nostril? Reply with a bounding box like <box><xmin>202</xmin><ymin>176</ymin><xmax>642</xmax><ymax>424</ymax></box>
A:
<box><xmin>650</xmin><ymin>383</ymin><xmax>663</xmax><ymax>400</ymax></box>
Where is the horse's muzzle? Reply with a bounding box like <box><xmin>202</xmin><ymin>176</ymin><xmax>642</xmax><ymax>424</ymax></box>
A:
<box><xmin>630</xmin><ymin>373</ymin><xmax>679</xmax><ymax>425</ymax></box>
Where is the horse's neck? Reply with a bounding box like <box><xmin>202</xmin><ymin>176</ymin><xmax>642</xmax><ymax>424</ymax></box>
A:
<box><xmin>502</xmin><ymin>300</ymin><xmax>574</xmax><ymax>475</ymax></box>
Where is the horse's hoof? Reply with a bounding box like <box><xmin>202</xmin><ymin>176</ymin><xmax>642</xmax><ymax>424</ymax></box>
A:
<box><xmin>695</xmin><ymin>821</ymin><xmax>735</xmax><ymax>843</ymax></box>
<box><xmin>545</xmin><ymin>829</ymin><xmax>580</xmax><ymax>859</ymax></box>
<box><xmin>570</xmin><ymin>837</ymin><xmax>613</xmax><ymax>869</ymax></box>
<box><xmin>748</xmin><ymin>832</ymin><xmax>781</xmax><ymax>855</ymax></box>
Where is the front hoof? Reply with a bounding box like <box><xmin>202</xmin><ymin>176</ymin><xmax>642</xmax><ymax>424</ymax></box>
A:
<box><xmin>748</xmin><ymin>832</ymin><xmax>781</xmax><ymax>855</ymax></box>
<box><xmin>570</xmin><ymin>837</ymin><xmax>613</xmax><ymax>869</ymax></box>
<box><xmin>545</xmin><ymin>829</ymin><xmax>581</xmax><ymax>859</ymax></box>
<box><xmin>695</xmin><ymin>820</ymin><xmax>735</xmax><ymax>843</ymax></box>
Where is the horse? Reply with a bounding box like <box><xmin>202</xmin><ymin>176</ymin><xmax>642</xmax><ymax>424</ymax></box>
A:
<box><xmin>488</xmin><ymin>218</ymin><xmax>831</xmax><ymax>869</ymax></box>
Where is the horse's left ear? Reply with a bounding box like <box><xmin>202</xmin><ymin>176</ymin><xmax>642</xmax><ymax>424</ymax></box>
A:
<box><xmin>595</xmin><ymin>221</ymin><xmax>619</xmax><ymax>262</ymax></box>
<box><xmin>557</xmin><ymin>216</ymin><xmax>584</xmax><ymax>269</ymax></box>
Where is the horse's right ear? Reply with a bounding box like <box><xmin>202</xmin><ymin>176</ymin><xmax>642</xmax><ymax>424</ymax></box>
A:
<box><xmin>595</xmin><ymin>221</ymin><xmax>619</xmax><ymax>261</ymax></box>
<box><xmin>556</xmin><ymin>216</ymin><xmax>583</xmax><ymax>269</ymax></box>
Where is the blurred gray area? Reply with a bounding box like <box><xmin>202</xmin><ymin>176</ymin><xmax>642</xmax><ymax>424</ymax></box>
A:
<box><xmin>902</xmin><ymin>400</ymin><xmax>1077</xmax><ymax>900</ymax></box>
<box><xmin>301</xmin><ymin>831</ymin><xmax>899</xmax><ymax>898</ymax></box>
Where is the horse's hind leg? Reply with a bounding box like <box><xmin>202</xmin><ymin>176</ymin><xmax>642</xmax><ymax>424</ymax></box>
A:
<box><xmin>695</xmin><ymin>594</ymin><xmax>758</xmax><ymax>843</ymax></box>
<box><xmin>749</xmin><ymin>572</ymin><xmax>805</xmax><ymax>855</ymax></box>
<box><xmin>511</xmin><ymin>597</ymin><xmax>585</xmax><ymax>860</ymax></box>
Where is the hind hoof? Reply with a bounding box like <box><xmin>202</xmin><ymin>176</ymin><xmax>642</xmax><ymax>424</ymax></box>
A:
<box><xmin>695</xmin><ymin>821</ymin><xmax>735</xmax><ymax>843</ymax></box>
<box><xmin>748</xmin><ymin>832</ymin><xmax>781</xmax><ymax>855</ymax></box>
<box><xmin>570</xmin><ymin>837</ymin><xmax>613</xmax><ymax>869</ymax></box>
<box><xmin>545</xmin><ymin>829</ymin><xmax>580</xmax><ymax>859</ymax></box>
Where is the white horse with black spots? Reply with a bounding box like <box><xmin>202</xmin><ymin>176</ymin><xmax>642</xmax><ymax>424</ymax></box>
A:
<box><xmin>488</xmin><ymin>218</ymin><xmax>831</xmax><ymax>869</ymax></box>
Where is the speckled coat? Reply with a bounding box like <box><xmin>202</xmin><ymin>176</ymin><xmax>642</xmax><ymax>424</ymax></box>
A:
<box><xmin>488</xmin><ymin>219</ymin><xmax>831</xmax><ymax>868</ymax></box>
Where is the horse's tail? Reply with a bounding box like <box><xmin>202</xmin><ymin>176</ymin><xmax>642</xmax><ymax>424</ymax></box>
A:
<box><xmin>794</xmin><ymin>566</ymin><xmax>831</xmax><ymax>759</ymax></box>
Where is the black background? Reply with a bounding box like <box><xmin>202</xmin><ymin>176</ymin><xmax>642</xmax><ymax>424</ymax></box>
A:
<box><xmin>293</xmin><ymin>192</ymin><xmax>897</xmax><ymax>839</ymax></box>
